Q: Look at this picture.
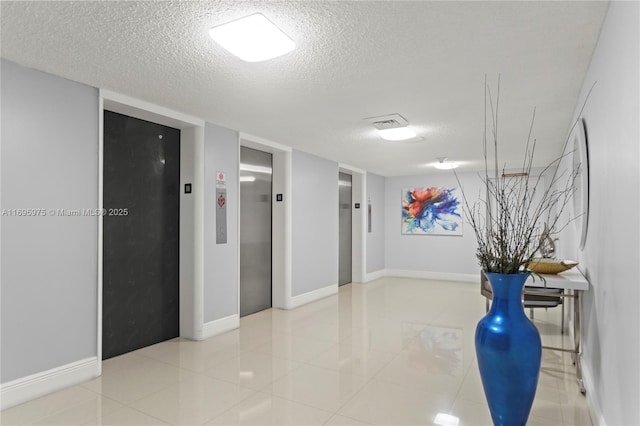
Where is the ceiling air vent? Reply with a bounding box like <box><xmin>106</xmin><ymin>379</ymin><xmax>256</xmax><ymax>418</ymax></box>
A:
<box><xmin>363</xmin><ymin>113</ymin><xmax>409</xmax><ymax>130</ymax></box>
<box><xmin>372</xmin><ymin>119</ymin><xmax>401</xmax><ymax>130</ymax></box>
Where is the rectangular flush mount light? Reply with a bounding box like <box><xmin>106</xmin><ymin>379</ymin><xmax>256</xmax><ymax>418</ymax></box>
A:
<box><xmin>209</xmin><ymin>13</ymin><xmax>295</xmax><ymax>62</ymax></box>
<box><xmin>378</xmin><ymin>127</ymin><xmax>416</xmax><ymax>141</ymax></box>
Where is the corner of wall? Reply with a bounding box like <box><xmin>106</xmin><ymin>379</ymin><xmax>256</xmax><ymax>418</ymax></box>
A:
<box><xmin>197</xmin><ymin>314</ymin><xmax>240</xmax><ymax>341</ymax></box>
<box><xmin>288</xmin><ymin>284</ymin><xmax>338</xmax><ymax>309</ymax></box>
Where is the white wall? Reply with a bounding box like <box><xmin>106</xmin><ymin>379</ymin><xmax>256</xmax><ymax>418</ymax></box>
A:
<box><xmin>558</xmin><ymin>2</ymin><xmax>640</xmax><ymax>425</ymax></box>
<box><xmin>203</xmin><ymin>123</ymin><xmax>239</xmax><ymax>324</ymax></box>
<box><xmin>1</xmin><ymin>59</ymin><xmax>99</xmax><ymax>382</ymax></box>
<box><xmin>384</xmin><ymin>172</ymin><xmax>482</xmax><ymax>279</ymax></box>
<box><xmin>366</xmin><ymin>172</ymin><xmax>385</xmax><ymax>274</ymax></box>
<box><xmin>291</xmin><ymin>150</ymin><xmax>339</xmax><ymax>297</ymax></box>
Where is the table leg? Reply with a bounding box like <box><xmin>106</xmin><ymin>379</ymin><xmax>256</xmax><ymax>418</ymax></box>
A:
<box><xmin>574</xmin><ymin>289</ymin><xmax>586</xmax><ymax>394</ymax></box>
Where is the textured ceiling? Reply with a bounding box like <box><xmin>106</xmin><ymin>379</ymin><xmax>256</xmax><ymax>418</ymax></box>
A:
<box><xmin>0</xmin><ymin>1</ymin><xmax>608</xmax><ymax>176</ymax></box>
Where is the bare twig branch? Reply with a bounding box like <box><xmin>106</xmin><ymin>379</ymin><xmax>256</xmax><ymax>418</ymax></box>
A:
<box><xmin>453</xmin><ymin>79</ymin><xmax>595</xmax><ymax>274</ymax></box>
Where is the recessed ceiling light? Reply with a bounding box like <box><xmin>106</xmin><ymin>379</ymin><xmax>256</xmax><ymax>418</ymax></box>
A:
<box><xmin>378</xmin><ymin>126</ymin><xmax>417</xmax><ymax>141</ymax></box>
<box><xmin>434</xmin><ymin>158</ymin><xmax>459</xmax><ymax>170</ymax></box>
<box><xmin>209</xmin><ymin>13</ymin><xmax>295</xmax><ymax>62</ymax></box>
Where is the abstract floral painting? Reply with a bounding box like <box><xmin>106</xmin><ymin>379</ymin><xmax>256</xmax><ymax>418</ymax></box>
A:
<box><xmin>402</xmin><ymin>187</ymin><xmax>462</xmax><ymax>235</ymax></box>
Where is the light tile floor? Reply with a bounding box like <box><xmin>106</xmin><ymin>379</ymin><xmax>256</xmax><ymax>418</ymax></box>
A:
<box><xmin>1</xmin><ymin>278</ymin><xmax>592</xmax><ymax>425</ymax></box>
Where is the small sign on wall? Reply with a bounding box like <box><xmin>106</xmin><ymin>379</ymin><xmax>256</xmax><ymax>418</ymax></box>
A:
<box><xmin>216</xmin><ymin>171</ymin><xmax>226</xmax><ymax>188</ymax></box>
<box><xmin>216</xmin><ymin>170</ymin><xmax>227</xmax><ymax>244</ymax></box>
<box><xmin>216</xmin><ymin>188</ymin><xmax>227</xmax><ymax>244</ymax></box>
<box><xmin>368</xmin><ymin>197</ymin><xmax>372</xmax><ymax>233</ymax></box>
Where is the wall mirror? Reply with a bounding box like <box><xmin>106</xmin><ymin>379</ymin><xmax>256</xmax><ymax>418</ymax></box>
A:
<box><xmin>572</xmin><ymin>118</ymin><xmax>589</xmax><ymax>250</ymax></box>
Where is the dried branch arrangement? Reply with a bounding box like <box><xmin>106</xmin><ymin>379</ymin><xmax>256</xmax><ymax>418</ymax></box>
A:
<box><xmin>454</xmin><ymin>77</ymin><xmax>590</xmax><ymax>274</ymax></box>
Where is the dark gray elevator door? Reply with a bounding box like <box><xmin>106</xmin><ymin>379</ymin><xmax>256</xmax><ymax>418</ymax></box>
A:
<box><xmin>240</xmin><ymin>147</ymin><xmax>272</xmax><ymax>317</ymax></box>
<box><xmin>103</xmin><ymin>111</ymin><xmax>180</xmax><ymax>360</ymax></box>
<box><xmin>339</xmin><ymin>172</ymin><xmax>352</xmax><ymax>286</ymax></box>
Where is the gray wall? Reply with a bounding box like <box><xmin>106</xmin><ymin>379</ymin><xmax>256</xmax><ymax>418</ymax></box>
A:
<box><xmin>291</xmin><ymin>150</ymin><xmax>338</xmax><ymax>296</ymax></box>
<box><xmin>1</xmin><ymin>59</ymin><xmax>98</xmax><ymax>382</ymax></box>
<box><xmin>384</xmin><ymin>172</ymin><xmax>481</xmax><ymax>275</ymax></box>
<box><xmin>366</xmin><ymin>172</ymin><xmax>385</xmax><ymax>273</ymax></box>
<box><xmin>203</xmin><ymin>123</ymin><xmax>239</xmax><ymax>322</ymax></box>
<box><xmin>558</xmin><ymin>2</ymin><xmax>640</xmax><ymax>424</ymax></box>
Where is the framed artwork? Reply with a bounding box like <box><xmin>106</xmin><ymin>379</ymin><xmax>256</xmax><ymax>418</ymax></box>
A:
<box><xmin>572</xmin><ymin>118</ymin><xmax>589</xmax><ymax>249</ymax></box>
<box><xmin>401</xmin><ymin>187</ymin><xmax>463</xmax><ymax>235</ymax></box>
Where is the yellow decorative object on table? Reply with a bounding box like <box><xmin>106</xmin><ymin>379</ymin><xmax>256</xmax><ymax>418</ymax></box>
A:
<box><xmin>527</xmin><ymin>258</ymin><xmax>578</xmax><ymax>274</ymax></box>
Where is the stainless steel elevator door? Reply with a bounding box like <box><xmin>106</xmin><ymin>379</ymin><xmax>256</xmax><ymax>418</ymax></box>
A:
<box><xmin>240</xmin><ymin>147</ymin><xmax>273</xmax><ymax>317</ymax></box>
<box><xmin>338</xmin><ymin>172</ymin><xmax>352</xmax><ymax>286</ymax></box>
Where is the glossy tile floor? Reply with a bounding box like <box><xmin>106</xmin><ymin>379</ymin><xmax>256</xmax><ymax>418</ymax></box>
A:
<box><xmin>1</xmin><ymin>278</ymin><xmax>592</xmax><ymax>425</ymax></box>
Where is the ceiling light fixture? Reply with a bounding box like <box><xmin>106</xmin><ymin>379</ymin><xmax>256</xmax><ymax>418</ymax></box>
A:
<box><xmin>209</xmin><ymin>13</ymin><xmax>295</xmax><ymax>62</ymax></box>
<box><xmin>378</xmin><ymin>126</ymin><xmax>417</xmax><ymax>141</ymax></box>
<box><xmin>434</xmin><ymin>157</ymin><xmax>459</xmax><ymax>170</ymax></box>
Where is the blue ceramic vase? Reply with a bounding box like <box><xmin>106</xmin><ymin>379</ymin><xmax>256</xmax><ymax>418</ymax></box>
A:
<box><xmin>475</xmin><ymin>272</ymin><xmax>542</xmax><ymax>426</ymax></box>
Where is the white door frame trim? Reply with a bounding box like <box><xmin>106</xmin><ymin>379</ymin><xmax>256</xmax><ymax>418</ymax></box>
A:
<box><xmin>338</xmin><ymin>163</ymin><xmax>366</xmax><ymax>284</ymax></box>
<box><xmin>98</xmin><ymin>90</ymin><xmax>205</xmax><ymax>368</ymax></box>
<box><xmin>239</xmin><ymin>132</ymin><xmax>292</xmax><ymax>309</ymax></box>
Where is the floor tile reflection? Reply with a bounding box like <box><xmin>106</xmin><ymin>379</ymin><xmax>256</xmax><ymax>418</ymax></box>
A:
<box><xmin>1</xmin><ymin>278</ymin><xmax>591</xmax><ymax>425</ymax></box>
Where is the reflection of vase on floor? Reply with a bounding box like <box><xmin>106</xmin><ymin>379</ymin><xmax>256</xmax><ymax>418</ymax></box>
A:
<box><xmin>475</xmin><ymin>272</ymin><xmax>542</xmax><ymax>426</ymax></box>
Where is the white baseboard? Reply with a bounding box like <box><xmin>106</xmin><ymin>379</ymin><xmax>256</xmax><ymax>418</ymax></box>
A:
<box><xmin>0</xmin><ymin>357</ymin><xmax>99</xmax><ymax>410</ymax></box>
<box><xmin>360</xmin><ymin>269</ymin><xmax>477</xmax><ymax>284</ymax></box>
<box><xmin>197</xmin><ymin>314</ymin><xmax>240</xmax><ymax>341</ymax></box>
<box><xmin>289</xmin><ymin>284</ymin><xmax>338</xmax><ymax>309</ymax></box>
<box><xmin>362</xmin><ymin>269</ymin><xmax>387</xmax><ymax>283</ymax></box>
<box><xmin>385</xmin><ymin>269</ymin><xmax>477</xmax><ymax>283</ymax></box>
<box><xmin>581</xmin><ymin>359</ymin><xmax>607</xmax><ymax>426</ymax></box>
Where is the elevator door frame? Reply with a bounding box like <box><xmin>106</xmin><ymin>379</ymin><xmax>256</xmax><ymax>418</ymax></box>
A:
<box><xmin>338</xmin><ymin>172</ymin><xmax>353</xmax><ymax>286</ymax></box>
<box><xmin>239</xmin><ymin>146</ymin><xmax>273</xmax><ymax>316</ymax></box>
<box><xmin>338</xmin><ymin>164</ymin><xmax>365</xmax><ymax>286</ymax></box>
<box><xmin>239</xmin><ymin>136</ymin><xmax>291</xmax><ymax>310</ymax></box>
<box><xmin>98</xmin><ymin>90</ymin><xmax>204</xmax><ymax>370</ymax></box>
